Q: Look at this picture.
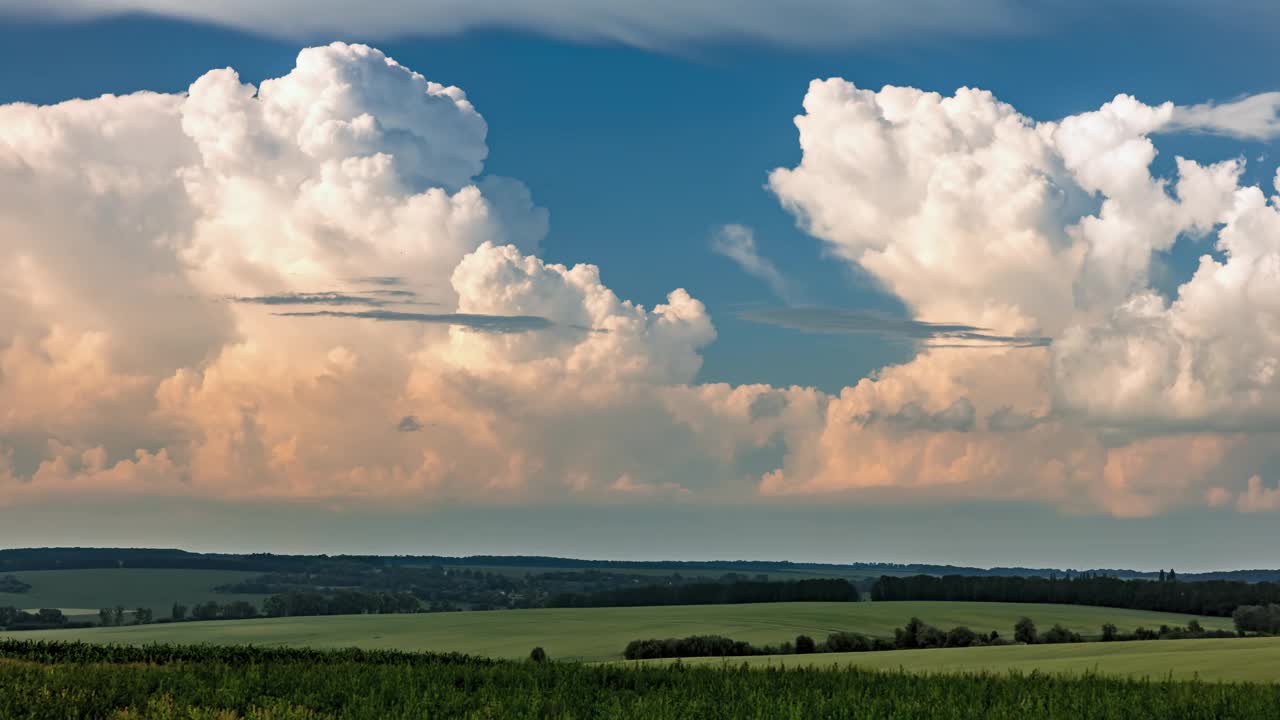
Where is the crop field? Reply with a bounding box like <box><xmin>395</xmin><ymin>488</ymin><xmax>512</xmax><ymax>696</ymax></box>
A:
<box><xmin>645</xmin><ymin>636</ymin><xmax>1280</xmax><ymax>683</ymax></box>
<box><xmin>0</xmin><ymin>601</ymin><xmax>1233</xmax><ymax>661</ymax></box>
<box><xmin>2</xmin><ymin>640</ymin><xmax>1279</xmax><ymax>719</ymax></box>
<box><xmin>0</xmin><ymin>568</ymin><xmax>264</xmax><ymax>620</ymax></box>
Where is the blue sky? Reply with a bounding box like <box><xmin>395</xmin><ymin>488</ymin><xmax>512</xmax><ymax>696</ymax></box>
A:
<box><xmin>4</xmin><ymin>7</ymin><xmax>1274</xmax><ymax>392</ymax></box>
<box><xmin>1</xmin><ymin>4</ymin><xmax>1278</xmax><ymax>569</ymax></box>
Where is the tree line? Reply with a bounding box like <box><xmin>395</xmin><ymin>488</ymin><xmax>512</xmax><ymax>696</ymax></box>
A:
<box><xmin>89</xmin><ymin>591</ymin><xmax>459</xmax><ymax>627</ymax></box>
<box><xmin>216</xmin><ymin>564</ymin><xmax>792</xmax><ymax>611</ymax></box>
<box><xmin>549</xmin><ymin>578</ymin><xmax>859</xmax><ymax>608</ymax></box>
<box><xmin>870</xmin><ymin>572</ymin><xmax>1280</xmax><ymax>616</ymax></box>
<box><xmin>0</xmin><ymin>607</ymin><xmax>89</xmax><ymax>631</ymax></box>
<box><xmin>77</xmin><ymin>579</ymin><xmax>858</xmax><ymax>630</ymax></box>
<box><xmin>623</xmin><ymin>615</ymin><xmax>1239</xmax><ymax>660</ymax></box>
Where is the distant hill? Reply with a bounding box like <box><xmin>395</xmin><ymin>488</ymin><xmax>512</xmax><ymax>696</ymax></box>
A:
<box><xmin>3</xmin><ymin>548</ymin><xmax>1279</xmax><ymax>583</ymax></box>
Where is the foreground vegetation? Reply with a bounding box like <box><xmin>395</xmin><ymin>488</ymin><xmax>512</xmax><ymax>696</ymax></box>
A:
<box><xmin>3</xmin><ymin>640</ymin><xmax>1279</xmax><ymax>719</ymax></box>
<box><xmin>0</xmin><ymin>601</ymin><xmax>1234</xmax><ymax>661</ymax></box>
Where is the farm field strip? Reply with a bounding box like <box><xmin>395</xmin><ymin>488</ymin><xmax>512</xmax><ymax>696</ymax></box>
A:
<box><xmin>0</xmin><ymin>601</ymin><xmax>1234</xmax><ymax>662</ymax></box>
<box><xmin>639</xmin><ymin>636</ymin><xmax>1280</xmax><ymax>683</ymax></box>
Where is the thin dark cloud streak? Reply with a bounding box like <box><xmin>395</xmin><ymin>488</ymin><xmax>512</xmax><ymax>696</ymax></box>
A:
<box><xmin>397</xmin><ymin>415</ymin><xmax>425</xmax><ymax>432</ymax></box>
<box><xmin>230</xmin><ymin>289</ymin><xmax>438</xmax><ymax>308</ymax></box>
<box><xmin>351</xmin><ymin>276</ymin><xmax>406</xmax><ymax>286</ymax></box>
<box><xmin>275</xmin><ymin>309</ymin><xmax>565</xmax><ymax>334</ymax></box>
<box><xmin>363</xmin><ymin>289</ymin><xmax>419</xmax><ymax>298</ymax></box>
<box><xmin>740</xmin><ymin>307</ymin><xmax>1051</xmax><ymax>348</ymax></box>
<box><xmin>232</xmin><ymin>292</ymin><xmax>397</xmax><ymax>307</ymax></box>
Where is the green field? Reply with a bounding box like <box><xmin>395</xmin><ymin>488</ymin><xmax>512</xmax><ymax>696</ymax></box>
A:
<box><xmin>0</xmin><ymin>568</ymin><xmax>264</xmax><ymax>620</ymax></box>
<box><xmin>0</xmin><ymin>601</ymin><xmax>1234</xmax><ymax>661</ymax></box>
<box><xmin>645</xmin><ymin>636</ymin><xmax>1280</xmax><ymax>683</ymax></box>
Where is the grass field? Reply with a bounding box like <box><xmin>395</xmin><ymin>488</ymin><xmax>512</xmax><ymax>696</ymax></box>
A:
<box><xmin>0</xmin><ymin>601</ymin><xmax>1234</xmax><ymax>661</ymax></box>
<box><xmin>648</xmin><ymin>636</ymin><xmax>1280</xmax><ymax>683</ymax></box>
<box><xmin>0</xmin><ymin>568</ymin><xmax>264</xmax><ymax>620</ymax></box>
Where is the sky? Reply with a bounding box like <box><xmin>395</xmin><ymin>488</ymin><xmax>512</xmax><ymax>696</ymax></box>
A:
<box><xmin>1</xmin><ymin>1</ymin><xmax>1279</xmax><ymax>570</ymax></box>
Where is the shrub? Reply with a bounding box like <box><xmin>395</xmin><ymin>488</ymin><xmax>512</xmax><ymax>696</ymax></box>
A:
<box><xmin>1041</xmin><ymin>624</ymin><xmax>1083</xmax><ymax>644</ymax></box>
<box><xmin>1014</xmin><ymin>617</ymin><xmax>1038</xmax><ymax>644</ymax></box>
<box><xmin>825</xmin><ymin>632</ymin><xmax>872</xmax><ymax>653</ymax></box>
<box><xmin>1233</xmin><ymin>604</ymin><xmax>1280</xmax><ymax>635</ymax></box>
<box><xmin>917</xmin><ymin>625</ymin><xmax>947</xmax><ymax>649</ymax></box>
<box><xmin>896</xmin><ymin>618</ymin><xmax>926</xmax><ymax>649</ymax></box>
<box><xmin>623</xmin><ymin>635</ymin><xmax>762</xmax><ymax>660</ymax></box>
<box><xmin>944</xmin><ymin>626</ymin><xmax>978</xmax><ymax>648</ymax></box>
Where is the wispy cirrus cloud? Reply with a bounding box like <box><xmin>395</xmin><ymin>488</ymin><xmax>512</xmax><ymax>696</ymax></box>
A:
<box><xmin>710</xmin><ymin>224</ymin><xmax>796</xmax><ymax>304</ymax></box>
<box><xmin>739</xmin><ymin>307</ymin><xmax>1051</xmax><ymax>348</ymax></box>
<box><xmin>1170</xmin><ymin>92</ymin><xmax>1280</xmax><ymax>140</ymax></box>
<box><xmin>0</xmin><ymin>0</ymin><xmax>1033</xmax><ymax>49</ymax></box>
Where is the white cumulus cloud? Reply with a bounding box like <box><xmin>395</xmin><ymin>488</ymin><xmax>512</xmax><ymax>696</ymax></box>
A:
<box><xmin>0</xmin><ymin>43</ymin><xmax>723</xmax><ymax>506</ymax></box>
<box><xmin>3</xmin><ymin>42</ymin><xmax>1279</xmax><ymax>522</ymax></box>
<box><xmin>770</xmin><ymin>78</ymin><xmax>1280</xmax><ymax>432</ymax></box>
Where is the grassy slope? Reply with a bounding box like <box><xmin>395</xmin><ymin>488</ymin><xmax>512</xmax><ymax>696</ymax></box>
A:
<box><xmin>650</xmin><ymin>637</ymin><xmax>1280</xmax><ymax>683</ymax></box>
<box><xmin>0</xmin><ymin>601</ymin><xmax>1234</xmax><ymax>662</ymax></box>
<box><xmin>0</xmin><ymin>569</ymin><xmax>264</xmax><ymax>619</ymax></box>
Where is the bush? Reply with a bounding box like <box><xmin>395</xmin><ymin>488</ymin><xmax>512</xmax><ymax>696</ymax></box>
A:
<box><xmin>529</xmin><ymin>647</ymin><xmax>548</xmax><ymax>663</ymax></box>
<box><xmin>795</xmin><ymin>635</ymin><xmax>816</xmax><ymax>654</ymax></box>
<box><xmin>1041</xmin><ymin>624</ymin><xmax>1083</xmax><ymax>644</ymax></box>
<box><xmin>1014</xmin><ymin>617</ymin><xmax>1038</xmax><ymax>644</ymax></box>
<box><xmin>1234</xmin><ymin>604</ymin><xmax>1280</xmax><ymax>635</ymax></box>
<box><xmin>1133</xmin><ymin>626</ymin><xmax>1159</xmax><ymax>641</ymax></box>
<box><xmin>917</xmin><ymin>625</ymin><xmax>947</xmax><ymax>649</ymax></box>
<box><xmin>895</xmin><ymin>617</ymin><xmax>927</xmax><ymax>649</ymax></box>
<box><xmin>623</xmin><ymin>635</ymin><xmax>762</xmax><ymax>660</ymax></box>
<box><xmin>944</xmin><ymin>626</ymin><xmax>979</xmax><ymax>648</ymax></box>
<box><xmin>825</xmin><ymin>632</ymin><xmax>872</xmax><ymax>653</ymax></box>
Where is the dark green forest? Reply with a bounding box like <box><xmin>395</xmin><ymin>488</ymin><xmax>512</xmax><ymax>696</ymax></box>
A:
<box><xmin>548</xmin><ymin>578</ymin><xmax>858</xmax><ymax>608</ymax></box>
<box><xmin>871</xmin><ymin>573</ymin><xmax>1280</xmax><ymax>616</ymax></box>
